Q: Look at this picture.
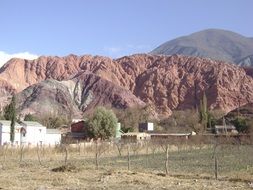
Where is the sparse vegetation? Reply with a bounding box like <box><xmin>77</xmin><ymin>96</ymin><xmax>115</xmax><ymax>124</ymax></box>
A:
<box><xmin>0</xmin><ymin>138</ymin><xmax>252</xmax><ymax>189</ymax></box>
<box><xmin>231</xmin><ymin>117</ymin><xmax>251</xmax><ymax>133</ymax></box>
<box><xmin>24</xmin><ymin>113</ymin><xmax>38</xmax><ymax>121</ymax></box>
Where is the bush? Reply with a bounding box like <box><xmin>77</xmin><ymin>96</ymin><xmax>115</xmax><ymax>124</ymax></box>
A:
<box><xmin>232</xmin><ymin>117</ymin><xmax>249</xmax><ymax>133</ymax></box>
<box><xmin>88</xmin><ymin>107</ymin><xmax>118</xmax><ymax>140</ymax></box>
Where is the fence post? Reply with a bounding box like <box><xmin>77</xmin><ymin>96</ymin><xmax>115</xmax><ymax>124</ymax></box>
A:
<box><xmin>95</xmin><ymin>141</ymin><xmax>99</xmax><ymax>170</ymax></box>
<box><xmin>64</xmin><ymin>145</ymin><xmax>68</xmax><ymax>166</ymax></box>
<box><xmin>37</xmin><ymin>144</ymin><xmax>42</xmax><ymax>166</ymax></box>
<box><xmin>146</xmin><ymin>142</ymin><xmax>149</xmax><ymax>168</ymax></box>
<box><xmin>214</xmin><ymin>154</ymin><xmax>218</xmax><ymax>180</ymax></box>
<box><xmin>127</xmin><ymin>144</ymin><xmax>130</xmax><ymax>171</ymax></box>
<box><xmin>165</xmin><ymin>144</ymin><xmax>169</xmax><ymax>175</ymax></box>
<box><xmin>19</xmin><ymin>145</ymin><xmax>24</xmax><ymax>163</ymax></box>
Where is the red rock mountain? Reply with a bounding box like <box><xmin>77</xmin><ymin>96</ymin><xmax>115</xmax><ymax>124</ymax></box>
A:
<box><xmin>1</xmin><ymin>54</ymin><xmax>253</xmax><ymax>117</ymax></box>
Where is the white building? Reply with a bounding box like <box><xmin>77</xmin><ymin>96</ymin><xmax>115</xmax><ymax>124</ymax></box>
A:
<box><xmin>0</xmin><ymin>120</ymin><xmax>22</xmax><ymax>145</ymax></box>
<box><xmin>45</xmin><ymin>129</ymin><xmax>61</xmax><ymax>146</ymax></box>
<box><xmin>0</xmin><ymin>120</ymin><xmax>61</xmax><ymax>146</ymax></box>
<box><xmin>138</xmin><ymin>122</ymin><xmax>154</xmax><ymax>132</ymax></box>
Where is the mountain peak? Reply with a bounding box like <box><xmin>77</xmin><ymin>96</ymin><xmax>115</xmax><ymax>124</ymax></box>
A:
<box><xmin>151</xmin><ymin>29</ymin><xmax>253</xmax><ymax>66</ymax></box>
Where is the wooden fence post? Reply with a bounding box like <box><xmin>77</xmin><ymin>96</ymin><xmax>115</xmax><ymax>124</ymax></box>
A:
<box><xmin>214</xmin><ymin>154</ymin><xmax>218</xmax><ymax>180</ymax></box>
<box><xmin>127</xmin><ymin>144</ymin><xmax>130</xmax><ymax>171</ymax></box>
<box><xmin>165</xmin><ymin>144</ymin><xmax>169</xmax><ymax>175</ymax></box>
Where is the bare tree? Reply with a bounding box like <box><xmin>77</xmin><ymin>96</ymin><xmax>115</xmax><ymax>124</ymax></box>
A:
<box><xmin>94</xmin><ymin>141</ymin><xmax>110</xmax><ymax>169</ymax></box>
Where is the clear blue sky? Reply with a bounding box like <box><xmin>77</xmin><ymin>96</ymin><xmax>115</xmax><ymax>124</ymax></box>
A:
<box><xmin>0</xmin><ymin>0</ymin><xmax>252</xmax><ymax>58</ymax></box>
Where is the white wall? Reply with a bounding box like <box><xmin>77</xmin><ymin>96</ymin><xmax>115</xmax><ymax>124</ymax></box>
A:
<box><xmin>0</xmin><ymin>122</ymin><xmax>61</xmax><ymax>147</ymax></box>
<box><xmin>22</xmin><ymin>126</ymin><xmax>46</xmax><ymax>145</ymax></box>
<box><xmin>0</xmin><ymin>124</ymin><xmax>22</xmax><ymax>145</ymax></box>
<box><xmin>45</xmin><ymin>133</ymin><xmax>61</xmax><ymax>146</ymax></box>
<box><xmin>147</xmin><ymin>123</ymin><xmax>154</xmax><ymax>131</ymax></box>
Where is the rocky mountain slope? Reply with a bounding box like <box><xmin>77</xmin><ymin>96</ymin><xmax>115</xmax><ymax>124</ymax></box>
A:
<box><xmin>1</xmin><ymin>54</ymin><xmax>253</xmax><ymax>118</ymax></box>
<box><xmin>151</xmin><ymin>29</ymin><xmax>253</xmax><ymax>66</ymax></box>
<box><xmin>238</xmin><ymin>55</ymin><xmax>253</xmax><ymax>67</ymax></box>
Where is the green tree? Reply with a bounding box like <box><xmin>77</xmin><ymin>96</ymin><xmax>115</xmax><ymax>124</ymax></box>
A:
<box><xmin>88</xmin><ymin>107</ymin><xmax>118</xmax><ymax>140</ymax></box>
<box><xmin>232</xmin><ymin>117</ymin><xmax>249</xmax><ymax>133</ymax></box>
<box><xmin>4</xmin><ymin>95</ymin><xmax>17</xmax><ymax>143</ymax></box>
<box><xmin>199</xmin><ymin>92</ymin><xmax>208</xmax><ymax>130</ymax></box>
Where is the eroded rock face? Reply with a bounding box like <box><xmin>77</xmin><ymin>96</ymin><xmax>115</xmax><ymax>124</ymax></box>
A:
<box><xmin>16</xmin><ymin>72</ymin><xmax>145</xmax><ymax>117</ymax></box>
<box><xmin>243</xmin><ymin>67</ymin><xmax>253</xmax><ymax>78</ymax></box>
<box><xmin>1</xmin><ymin>54</ymin><xmax>253</xmax><ymax>117</ymax></box>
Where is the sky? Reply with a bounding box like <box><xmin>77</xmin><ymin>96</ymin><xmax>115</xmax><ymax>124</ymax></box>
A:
<box><xmin>0</xmin><ymin>0</ymin><xmax>253</xmax><ymax>66</ymax></box>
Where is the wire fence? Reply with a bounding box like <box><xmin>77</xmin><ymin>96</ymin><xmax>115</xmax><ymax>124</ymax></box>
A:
<box><xmin>0</xmin><ymin>135</ymin><xmax>253</xmax><ymax>181</ymax></box>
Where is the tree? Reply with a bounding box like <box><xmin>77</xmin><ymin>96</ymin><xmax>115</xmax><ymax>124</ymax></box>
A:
<box><xmin>232</xmin><ymin>117</ymin><xmax>249</xmax><ymax>133</ymax></box>
<box><xmin>39</xmin><ymin>114</ymin><xmax>68</xmax><ymax>129</ymax></box>
<box><xmin>115</xmin><ymin>104</ymin><xmax>154</xmax><ymax>132</ymax></box>
<box><xmin>88</xmin><ymin>107</ymin><xmax>118</xmax><ymax>140</ymax></box>
<box><xmin>4</xmin><ymin>95</ymin><xmax>16</xmax><ymax>143</ymax></box>
<box><xmin>24</xmin><ymin>113</ymin><xmax>38</xmax><ymax>121</ymax></box>
<box><xmin>199</xmin><ymin>92</ymin><xmax>208</xmax><ymax>132</ymax></box>
<box><xmin>160</xmin><ymin>109</ymin><xmax>200</xmax><ymax>133</ymax></box>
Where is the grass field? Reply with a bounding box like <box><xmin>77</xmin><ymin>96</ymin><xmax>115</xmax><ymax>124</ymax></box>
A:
<box><xmin>0</xmin><ymin>143</ymin><xmax>252</xmax><ymax>189</ymax></box>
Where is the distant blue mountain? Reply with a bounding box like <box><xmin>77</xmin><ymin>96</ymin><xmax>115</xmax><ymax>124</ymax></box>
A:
<box><xmin>151</xmin><ymin>29</ymin><xmax>253</xmax><ymax>66</ymax></box>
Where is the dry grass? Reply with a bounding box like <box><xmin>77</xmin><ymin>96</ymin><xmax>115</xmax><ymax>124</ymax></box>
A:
<box><xmin>0</xmin><ymin>143</ymin><xmax>252</xmax><ymax>190</ymax></box>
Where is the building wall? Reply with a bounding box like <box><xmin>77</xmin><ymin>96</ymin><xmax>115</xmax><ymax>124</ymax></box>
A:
<box><xmin>0</xmin><ymin>122</ymin><xmax>62</xmax><ymax>146</ymax></box>
<box><xmin>139</xmin><ymin>123</ymin><xmax>154</xmax><ymax>132</ymax></box>
<box><xmin>45</xmin><ymin>133</ymin><xmax>61</xmax><ymax>145</ymax></box>
<box><xmin>0</xmin><ymin>124</ymin><xmax>22</xmax><ymax>145</ymax></box>
<box><xmin>22</xmin><ymin>126</ymin><xmax>46</xmax><ymax>145</ymax></box>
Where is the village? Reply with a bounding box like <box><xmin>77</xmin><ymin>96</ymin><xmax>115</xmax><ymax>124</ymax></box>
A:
<box><xmin>0</xmin><ymin>117</ymin><xmax>240</xmax><ymax>147</ymax></box>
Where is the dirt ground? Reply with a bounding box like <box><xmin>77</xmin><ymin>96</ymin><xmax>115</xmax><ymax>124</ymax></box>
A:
<box><xmin>0</xmin><ymin>163</ymin><xmax>252</xmax><ymax>190</ymax></box>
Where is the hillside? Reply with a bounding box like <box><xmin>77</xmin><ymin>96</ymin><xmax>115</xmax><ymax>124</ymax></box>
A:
<box><xmin>151</xmin><ymin>29</ymin><xmax>253</xmax><ymax>66</ymax></box>
<box><xmin>1</xmin><ymin>54</ymin><xmax>253</xmax><ymax>117</ymax></box>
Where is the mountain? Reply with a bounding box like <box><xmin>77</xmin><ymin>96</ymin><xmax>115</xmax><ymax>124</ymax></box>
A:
<box><xmin>238</xmin><ymin>55</ymin><xmax>253</xmax><ymax>67</ymax></box>
<box><xmin>243</xmin><ymin>66</ymin><xmax>253</xmax><ymax>78</ymax></box>
<box><xmin>226</xmin><ymin>102</ymin><xmax>253</xmax><ymax>119</ymax></box>
<box><xmin>1</xmin><ymin>54</ymin><xmax>253</xmax><ymax>118</ymax></box>
<box><xmin>151</xmin><ymin>29</ymin><xmax>253</xmax><ymax>66</ymax></box>
<box><xmin>16</xmin><ymin>73</ymin><xmax>145</xmax><ymax>117</ymax></box>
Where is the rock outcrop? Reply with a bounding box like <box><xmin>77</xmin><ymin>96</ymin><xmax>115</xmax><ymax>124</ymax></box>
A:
<box><xmin>1</xmin><ymin>54</ymin><xmax>253</xmax><ymax>117</ymax></box>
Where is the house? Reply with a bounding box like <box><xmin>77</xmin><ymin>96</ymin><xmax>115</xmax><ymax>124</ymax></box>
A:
<box><xmin>19</xmin><ymin>121</ymin><xmax>47</xmax><ymax>145</ymax></box>
<box><xmin>0</xmin><ymin>120</ymin><xmax>62</xmax><ymax>146</ymax></box>
<box><xmin>139</xmin><ymin>122</ymin><xmax>154</xmax><ymax>132</ymax></box>
<box><xmin>214</xmin><ymin>125</ymin><xmax>238</xmax><ymax>135</ymax></box>
<box><xmin>66</xmin><ymin>120</ymin><xmax>89</xmax><ymax>141</ymax></box>
<box><xmin>45</xmin><ymin>129</ymin><xmax>61</xmax><ymax>146</ymax></box>
<box><xmin>0</xmin><ymin>120</ymin><xmax>22</xmax><ymax>145</ymax></box>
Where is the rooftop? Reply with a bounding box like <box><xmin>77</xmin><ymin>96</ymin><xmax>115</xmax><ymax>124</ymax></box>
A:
<box><xmin>46</xmin><ymin>129</ymin><xmax>61</xmax><ymax>134</ymax></box>
<box><xmin>0</xmin><ymin>120</ymin><xmax>22</xmax><ymax>126</ymax></box>
<box><xmin>214</xmin><ymin>125</ymin><xmax>236</xmax><ymax>129</ymax></box>
<box><xmin>20</xmin><ymin>121</ymin><xmax>45</xmax><ymax>127</ymax></box>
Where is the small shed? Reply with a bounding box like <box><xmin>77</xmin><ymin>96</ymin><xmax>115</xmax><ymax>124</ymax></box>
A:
<box><xmin>71</xmin><ymin>121</ymin><xmax>87</xmax><ymax>133</ymax></box>
<box><xmin>121</xmin><ymin>132</ymin><xmax>151</xmax><ymax>142</ymax></box>
<box><xmin>214</xmin><ymin>125</ymin><xmax>238</xmax><ymax>135</ymax></box>
<box><xmin>139</xmin><ymin>122</ymin><xmax>154</xmax><ymax>132</ymax></box>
